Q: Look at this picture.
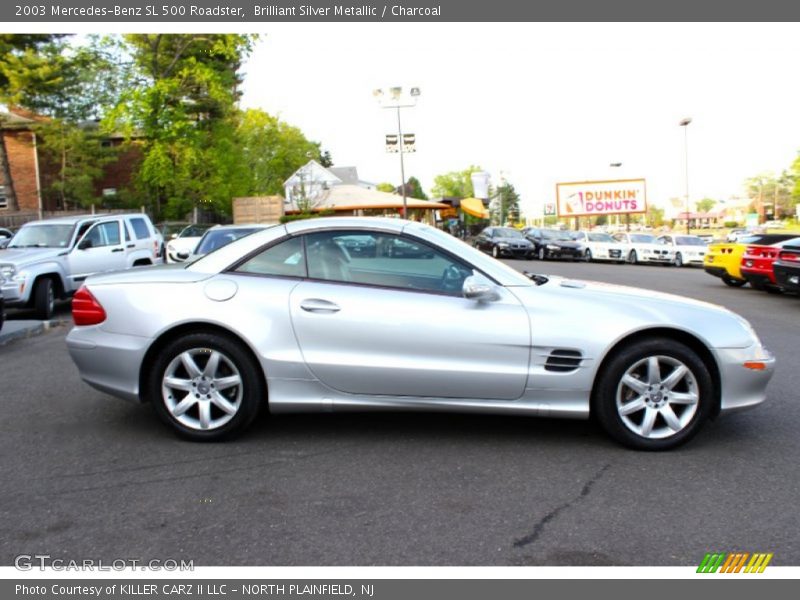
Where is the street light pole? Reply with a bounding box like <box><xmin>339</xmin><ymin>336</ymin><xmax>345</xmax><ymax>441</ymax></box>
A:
<box><xmin>374</xmin><ymin>86</ymin><xmax>420</xmax><ymax>219</ymax></box>
<box><xmin>680</xmin><ymin>117</ymin><xmax>692</xmax><ymax>234</ymax></box>
<box><xmin>396</xmin><ymin>106</ymin><xmax>407</xmax><ymax>215</ymax></box>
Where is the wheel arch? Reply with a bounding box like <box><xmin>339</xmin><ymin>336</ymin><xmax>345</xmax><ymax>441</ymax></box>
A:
<box><xmin>590</xmin><ymin>327</ymin><xmax>722</xmax><ymax>419</ymax></box>
<box><xmin>31</xmin><ymin>272</ymin><xmax>65</xmax><ymax>302</ymax></box>
<box><xmin>138</xmin><ymin>321</ymin><xmax>268</xmax><ymax>406</ymax></box>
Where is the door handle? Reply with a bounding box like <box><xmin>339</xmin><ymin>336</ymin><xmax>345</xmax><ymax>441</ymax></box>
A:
<box><xmin>300</xmin><ymin>299</ymin><xmax>341</xmax><ymax>313</ymax></box>
<box><xmin>111</xmin><ymin>248</ymin><xmax>124</xmax><ymax>253</ymax></box>
<box><xmin>127</xmin><ymin>244</ymin><xmax>135</xmax><ymax>248</ymax></box>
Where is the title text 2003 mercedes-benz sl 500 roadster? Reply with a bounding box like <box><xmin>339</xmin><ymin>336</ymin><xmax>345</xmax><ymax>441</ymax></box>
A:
<box><xmin>66</xmin><ymin>218</ymin><xmax>774</xmax><ymax>450</ymax></box>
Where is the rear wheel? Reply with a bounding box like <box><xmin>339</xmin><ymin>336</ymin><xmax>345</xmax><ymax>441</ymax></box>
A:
<box><xmin>722</xmin><ymin>275</ymin><xmax>746</xmax><ymax>287</ymax></box>
<box><xmin>33</xmin><ymin>277</ymin><xmax>55</xmax><ymax>320</ymax></box>
<box><xmin>593</xmin><ymin>338</ymin><xmax>713</xmax><ymax>450</ymax></box>
<box><xmin>148</xmin><ymin>332</ymin><xmax>264</xmax><ymax>441</ymax></box>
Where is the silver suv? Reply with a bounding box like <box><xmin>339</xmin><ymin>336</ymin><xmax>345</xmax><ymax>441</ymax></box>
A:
<box><xmin>0</xmin><ymin>213</ymin><xmax>161</xmax><ymax>319</ymax></box>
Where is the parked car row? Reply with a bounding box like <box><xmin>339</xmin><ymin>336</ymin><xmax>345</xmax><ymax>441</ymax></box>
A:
<box><xmin>703</xmin><ymin>234</ymin><xmax>800</xmax><ymax>294</ymax></box>
<box><xmin>473</xmin><ymin>227</ymin><xmax>709</xmax><ymax>267</ymax></box>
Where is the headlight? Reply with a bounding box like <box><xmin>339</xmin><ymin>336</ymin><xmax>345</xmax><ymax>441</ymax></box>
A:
<box><xmin>547</xmin><ymin>244</ymin><xmax>559</xmax><ymax>250</ymax></box>
<box><xmin>498</xmin><ymin>242</ymin><xmax>509</xmax><ymax>248</ymax></box>
<box><xmin>0</xmin><ymin>263</ymin><xmax>16</xmax><ymax>280</ymax></box>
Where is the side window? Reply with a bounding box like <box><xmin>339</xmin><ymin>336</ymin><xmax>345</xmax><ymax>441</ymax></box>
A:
<box><xmin>235</xmin><ymin>236</ymin><xmax>306</xmax><ymax>278</ymax></box>
<box><xmin>84</xmin><ymin>221</ymin><xmax>121</xmax><ymax>248</ymax></box>
<box><xmin>305</xmin><ymin>230</ymin><xmax>472</xmax><ymax>295</ymax></box>
<box><xmin>124</xmin><ymin>222</ymin><xmax>132</xmax><ymax>242</ymax></box>
<box><xmin>129</xmin><ymin>217</ymin><xmax>151</xmax><ymax>240</ymax></box>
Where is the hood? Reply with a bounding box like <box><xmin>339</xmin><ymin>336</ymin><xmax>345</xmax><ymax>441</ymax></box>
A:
<box><xmin>495</xmin><ymin>236</ymin><xmax>531</xmax><ymax>244</ymax></box>
<box><xmin>545</xmin><ymin>239</ymin><xmax>581</xmax><ymax>248</ymax></box>
<box><xmin>0</xmin><ymin>247</ymin><xmax>67</xmax><ymax>267</ymax></box>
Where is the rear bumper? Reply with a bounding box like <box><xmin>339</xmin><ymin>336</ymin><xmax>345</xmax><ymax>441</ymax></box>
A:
<box><xmin>704</xmin><ymin>266</ymin><xmax>727</xmax><ymax>279</ymax></box>
<box><xmin>66</xmin><ymin>326</ymin><xmax>152</xmax><ymax>403</ymax></box>
<box><xmin>774</xmin><ymin>264</ymin><xmax>800</xmax><ymax>292</ymax></box>
<box><xmin>741</xmin><ymin>270</ymin><xmax>777</xmax><ymax>288</ymax></box>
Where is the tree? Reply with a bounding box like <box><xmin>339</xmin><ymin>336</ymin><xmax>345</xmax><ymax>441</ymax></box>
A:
<box><xmin>236</xmin><ymin>108</ymin><xmax>324</xmax><ymax>197</ymax></box>
<box><xmin>495</xmin><ymin>182</ymin><xmax>521</xmax><ymax>225</ymax></box>
<box><xmin>401</xmin><ymin>176</ymin><xmax>428</xmax><ymax>200</ymax></box>
<box><xmin>745</xmin><ymin>171</ymin><xmax>794</xmax><ymax>221</ymax></box>
<box><xmin>430</xmin><ymin>165</ymin><xmax>483</xmax><ymax>198</ymax></box>
<box><xmin>376</xmin><ymin>182</ymin><xmax>396</xmax><ymax>193</ymax></box>
<box><xmin>319</xmin><ymin>149</ymin><xmax>334</xmax><ymax>168</ymax></box>
<box><xmin>107</xmin><ymin>34</ymin><xmax>256</xmax><ymax>219</ymax></box>
<box><xmin>695</xmin><ymin>198</ymin><xmax>717</xmax><ymax>213</ymax></box>
<box><xmin>646</xmin><ymin>205</ymin><xmax>665</xmax><ymax>228</ymax></box>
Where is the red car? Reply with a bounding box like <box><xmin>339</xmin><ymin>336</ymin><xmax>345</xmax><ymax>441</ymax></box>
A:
<box><xmin>740</xmin><ymin>237</ymin><xmax>800</xmax><ymax>292</ymax></box>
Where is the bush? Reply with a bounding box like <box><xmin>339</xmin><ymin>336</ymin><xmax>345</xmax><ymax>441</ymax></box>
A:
<box><xmin>279</xmin><ymin>209</ymin><xmax>335</xmax><ymax>224</ymax></box>
<box><xmin>723</xmin><ymin>221</ymin><xmax>741</xmax><ymax>228</ymax></box>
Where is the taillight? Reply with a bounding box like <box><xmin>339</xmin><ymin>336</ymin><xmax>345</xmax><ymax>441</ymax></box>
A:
<box><xmin>72</xmin><ymin>286</ymin><xmax>107</xmax><ymax>326</ymax></box>
<box><xmin>780</xmin><ymin>252</ymin><xmax>800</xmax><ymax>262</ymax></box>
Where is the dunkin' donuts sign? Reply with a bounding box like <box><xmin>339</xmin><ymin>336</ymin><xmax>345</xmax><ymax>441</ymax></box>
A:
<box><xmin>556</xmin><ymin>179</ymin><xmax>647</xmax><ymax>217</ymax></box>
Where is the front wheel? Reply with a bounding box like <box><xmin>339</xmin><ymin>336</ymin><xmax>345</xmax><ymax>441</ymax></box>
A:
<box><xmin>148</xmin><ymin>332</ymin><xmax>264</xmax><ymax>441</ymax></box>
<box><xmin>674</xmin><ymin>253</ymin><xmax>683</xmax><ymax>268</ymax></box>
<box><xmin>33</xmin><ymin>277</ymin><xmax>55</xmax><ymax>320</ymax></box>
<box><xmin>628</xmin><ymin>250</ymin><xmax>638</xmax><ymax>264</ymax></box>
<box><xmin>492</xmin><ymin>245</ymin><xmax>500</xmax><ymax>258</ymax></box>
<box><xmin>584</xmin><ymin>249</ymin><xmax>593</xmax><ymax>262</ymax></box>
<box><xmin>538</xmin><ymin>247</ymin><xmax>546</xmax><ymax>261</ymax></box>
<box><xmin>593</xmin><ymin>338</ymin><xmax>713</xmax><ymax>450</ymax></box>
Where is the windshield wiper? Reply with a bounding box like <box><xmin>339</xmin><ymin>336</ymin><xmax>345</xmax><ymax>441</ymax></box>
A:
<box><xmin>522</xmin><ymin>271</ymin><xmax>549</xmax><ymax>286</ymax></box>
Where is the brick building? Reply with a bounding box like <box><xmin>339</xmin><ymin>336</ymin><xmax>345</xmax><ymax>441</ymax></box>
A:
<box><xmin>0</xmin><ymin>108</ymin><xmax>139</xmax><ymax>219</ymax></box>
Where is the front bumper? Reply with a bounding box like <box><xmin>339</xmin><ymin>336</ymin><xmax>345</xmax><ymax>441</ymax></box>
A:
<box><xmin>498</xmin><ymin>245</ymin><xmax>533</xmax><ymax>258</ymax></box>
<box><xmin>717</xmin><ymin>344</ymin><xmax>775</xmax><ymax>413</ymax></box>
<box><xmin>66</xmin><ymin>326</ymin><xmax>152</xmax><ymax>403</ymax></box>
<box><xmin>0</xmin><ymin>280</ymin><xmax>29</xmax><ymax>307</ymax></box>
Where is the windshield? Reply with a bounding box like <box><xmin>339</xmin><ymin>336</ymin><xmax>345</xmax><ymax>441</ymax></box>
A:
<box><xmin>179</xmin><ymin>224</ymin><xmax>212</xmax><ymax>238</ymax></box>
<box><xmin>195</xmin><ymin>228</ymin><xmax>260</xmax><ymax>255</ymax></box>
<box><xmin>8</xmin><ymin>224</ymin><xmax>75</xmax><ymax>248</ymax></box>
<box><xmin>588</xmin><ymin>233</ymin><xmax>614</xmax><ymax>242</ymax></box>
<box><xmin>630</xmin><ymin>234</ymin><xmax>655</xmax><ymax>243</ymax></box>
<box><xmin>675</xmin><ymin>236</ymin><xmax>705</xmax><ymax>246</ymax></box>
<box><xmin>494</xmin><ymin>227</ymin><xmax>523</xmax><ymax>238</ymax></box>
<box><xmin>542</xmin><ymin>229</ymin><xmax>572</xmax><ymax>241</ymax></box>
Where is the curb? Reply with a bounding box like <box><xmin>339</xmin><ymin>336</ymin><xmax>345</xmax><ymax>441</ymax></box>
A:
<box><xmin>0</xmin><ymin>319</ymin><xmax>68</xmax><ymax>347</ymax></box>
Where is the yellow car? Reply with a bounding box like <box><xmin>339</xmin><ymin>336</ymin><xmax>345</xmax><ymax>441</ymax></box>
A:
<box><xmin>704</xmin><ymin>234</ymin><xmax>796</xmax><ymax>286</ymax></box>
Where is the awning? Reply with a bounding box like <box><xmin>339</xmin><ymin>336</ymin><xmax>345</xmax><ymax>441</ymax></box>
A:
<box><xmin>460</xmin><ymin>197</ymin><xmax>490</xmax><ymax>219</ymax></box>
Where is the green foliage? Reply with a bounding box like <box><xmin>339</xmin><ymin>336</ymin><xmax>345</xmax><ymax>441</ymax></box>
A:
<box><xmin>108</xmin><ymin>34</ymin><xmax>257</xmax><ymax>219</ymax></box>
<box><xmin>376</xmin><ymin>182</ymin><xmax>396</xmax><ymax>193</ymax></box>
<box><xmin>404</xmin><ymin>176</ymin><xmax>428</xmax><ymax>200</ymax></box>
<box><xmin>745</xmin><ymin>170</ymin><xmax>795</xmax><ymax>219</ymax></box>
<box><xmin>279</xmin><ymin>209</ymin><xmax>335</xmax><ymax>224</ymax></box>
<box><xmin>495</xmin><ymin>182</ymin><xmax>520</xmax><ymax>225</ymax></box>
<box><xmin>35</xmin><ymin>120</ymin><xmax>118</xmax><ymax>209</ymax></box>
<box><xmin>236</xmin><ymin>108</ymin><xmax>321</xmax><ymax>198</ymax></box>
<box><xmin>695</xmin><ymin>198</ymin><xmax>717</xmax><ymax>213</ymax></box>
<box><xmin>431</xmin><ymin>165</ymin><xmax>483</xmax><ymax>198</ymax></box>
<box><xmin>646</xmin><ymin>205</ymin><xmax>665</xmax><ymax>228</ymax></box>
<box><xmin>724</xmin><ymin>220</ymin><xmax>741</xmax><ymax>228</ymax></box>
<box><xmin>319</xmin><ymin>149</ymin><xmax>334</xmax><ymax>168</ymax></box>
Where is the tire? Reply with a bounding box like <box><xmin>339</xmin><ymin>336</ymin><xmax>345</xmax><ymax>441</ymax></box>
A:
<box><xmin>593</xmin><ymin>337</ymin><xmax>713</xmax><ymax>450</ymax></box>
<box><xmin>492</xmin><ymin>245</ymin><xmax>499</xmax><ymax>258</ymax></box>
<box><xmin>538</xmin><ymin>247</ymin><xmax>546</xmax><ymax>261</ymax></box>
<box><xmin>584</xmin><ymin>249</ymin><xmax>593</xmax><ymax>262</ymax></box>
<box><xmin>722</xmin><ymin>275</ymin><xmax>746</xmax><ymax>288</ymax></box>
<box><xmin>674</xmin><ymin>253</ymin><xmax>683</xmax><ymax>268</ymax></box>
<box><xmin>750</xmin><ymin>280</ymin><xmax>765</xmax><ymax>291</ymax></box>
<box><xmin>628</xmin><ymin>250</ymin><xmax>638</xmax><ymax>264</ymax></box>
<box><xmin>765</xmin><ymin>285</ymin><xmax>783</xmax><ymax>295</ymax></box>
<box><xmin>33</xmin><ymin>277</ymin><xmax>55</xmax><ymax>320</ymax></box>
<box><xmin>148</xmin><ymin>332</ymin><xmax>264</xmax><ymax>441</ymax></box>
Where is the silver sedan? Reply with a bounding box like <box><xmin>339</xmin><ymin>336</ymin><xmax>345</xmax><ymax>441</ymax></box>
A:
<box><xmin>66</xmin><ymin>217</ymin><xmax>775</xmax><ymax>450</ymax></box>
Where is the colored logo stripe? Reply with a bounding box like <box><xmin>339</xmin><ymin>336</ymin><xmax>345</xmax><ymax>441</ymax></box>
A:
<box><xmin>697</xmin><ymin>552</ymin><xmax>773</xmax><ymax>573</ymax></box>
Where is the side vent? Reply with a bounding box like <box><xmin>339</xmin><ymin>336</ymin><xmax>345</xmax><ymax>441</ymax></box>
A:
<box><xmin>545</xmin><ymin>349</ymin><xmax>583</xmax><ymax>372</ymax></box>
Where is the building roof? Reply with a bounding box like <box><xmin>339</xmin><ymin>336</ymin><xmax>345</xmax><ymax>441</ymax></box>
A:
<box><xmin>287</xmin><ymin>185</ymin><xmax>448</xmax><ymax>213</ymax></box>
<box><xmin>0</xmin><ymin>109</ymin><xmax>38</xmax><ymax>129</ymax></box>
<box><xmin>328</xmin><ymin>166</ymin><xmax>360</xmax><ymax>185</ymax></box>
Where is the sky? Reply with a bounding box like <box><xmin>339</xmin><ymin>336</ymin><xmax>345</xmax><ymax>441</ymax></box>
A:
<box><xmin>238</xmin><ymin>22</ymin><xmax>800</xmax><ymax>218</ymax></box>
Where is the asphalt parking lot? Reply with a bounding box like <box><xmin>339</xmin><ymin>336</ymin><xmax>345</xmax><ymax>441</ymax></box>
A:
<box><xmin>1</xmin><ymin>260</ymin><xmax>798</xmax><ymax>566</ymax></box>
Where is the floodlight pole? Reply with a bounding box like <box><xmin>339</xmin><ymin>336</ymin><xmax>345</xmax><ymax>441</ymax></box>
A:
<box><xmin>396</xmin><ymin>106</ymin><xmax>407</xmax><ymax>215</ymax></box>
<box><xmin>680</xmin><ymin>118</ymin><xmax>692</xmax><ymax>234</ymax></box>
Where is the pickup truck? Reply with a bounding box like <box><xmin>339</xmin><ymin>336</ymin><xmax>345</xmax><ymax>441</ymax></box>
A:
<box><xmin>0</xmin><ymin>213</ymin><xmax>161</xmax><ymax>319</ymax></box>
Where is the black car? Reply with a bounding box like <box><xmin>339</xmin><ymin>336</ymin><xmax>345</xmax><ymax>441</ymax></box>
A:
<box><xmin>773</xmin><ymin>245</ymin><xmax>800</xmax><ymax>293</ymax></box>
<box><xmin>523</xmin><ymin>227</ymin><xmax>583</xmax><ymax>260</ymax></box>
<box><xmin>473</xmin><ymin>227</ymin><xmax>534</xmax><ymax>259</ymax></box>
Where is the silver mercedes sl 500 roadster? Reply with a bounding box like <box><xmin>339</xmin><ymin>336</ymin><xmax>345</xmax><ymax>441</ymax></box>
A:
<box><xmin>66</xmin><ymin>218</ymin><xmax>774</xmax><ymax>450</ymax></box>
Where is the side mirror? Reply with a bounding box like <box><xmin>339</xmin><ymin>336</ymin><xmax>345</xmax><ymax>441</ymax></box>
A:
<box><xmin>463</xmin><ymin>275</ymin><xmax>500</xmax><ymax>302</ymax></box>
<box><xmin>78</xmin><ymin>238</ymin><xmax>93</xmax><ymax>250</ymax></box>
<box><xmin>170</xmin><ymin>233</ymin><xmax>178</xmax><ymax>240</ymax></box>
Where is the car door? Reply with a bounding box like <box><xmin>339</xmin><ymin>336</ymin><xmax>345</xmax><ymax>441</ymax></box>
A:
<box><xmin>476</xmin><ymin>228</ymin><xmax>492</xmax><ymax>251</ymax></box>
<box><xmin>288</xmin><ymin>229</ymin><xmax>531</xmax><ymax>400</ymax></box>
<box><xmin>68</xmin><ymin>220</ymin><xmax>127</xmax><ymax>283</ymax></box>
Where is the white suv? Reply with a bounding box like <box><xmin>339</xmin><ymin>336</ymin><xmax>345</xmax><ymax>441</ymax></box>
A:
<box><xmin>0</xmin><ymin>213</ymin><xmax>162</xmax><ymax>319</ymax></box>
